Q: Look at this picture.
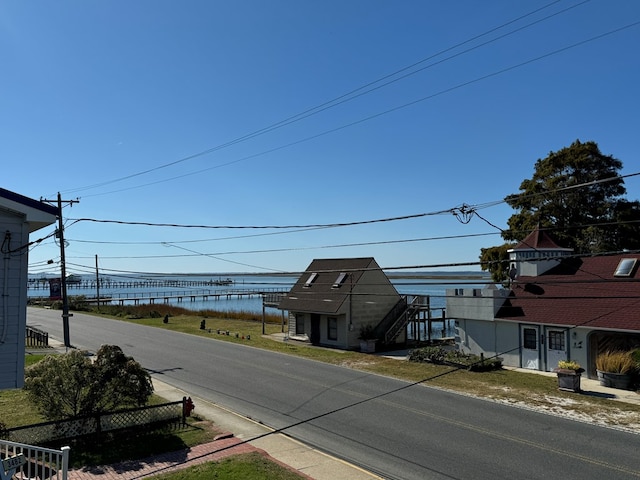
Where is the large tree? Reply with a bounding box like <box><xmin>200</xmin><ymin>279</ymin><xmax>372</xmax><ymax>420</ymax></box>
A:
<box><xmin>481</xmin><ymin>140</ymin><xmax>640</xmax><ymax>282</ymax></box>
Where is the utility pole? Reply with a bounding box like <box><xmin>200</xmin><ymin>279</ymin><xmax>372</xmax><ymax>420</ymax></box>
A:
<box><xmin>95</xmin><ymin>254</ymin><xmax>100</xmax><ymax>311</ymax></box>
<box><xmin>42</xmin><ymin>193</ymin><xmax>79</xmax><ymax>348</ymax></box>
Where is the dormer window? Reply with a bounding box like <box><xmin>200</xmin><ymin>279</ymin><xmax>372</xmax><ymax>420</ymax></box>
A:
<box><xmin>304</xmin><ymin>272</ymin><xmax>318</xmax><ymax>287</ymax></box>
<box><xmin>614</xmin><ymin>258</ymin><xmax>637</xmax><ymax>277</ymax></box>
<box><xmin>332</xmin><ymin>272</ymin><xmax>348</xmax><ymax>288</ymax></box>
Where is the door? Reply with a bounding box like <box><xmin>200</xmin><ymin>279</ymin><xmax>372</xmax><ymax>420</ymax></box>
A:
<box><xmin>521</xmin><ymin>325</ymin><xmax>540</xmax><ymax>370</ymax></box>
<box><xmin>545</xmin><ymin>328</ymin><xmax>567</xmax><ymax>372</ymax></box>
<box><xmin>310</xmin><ymin>314</ymin><xmax>321</xmax><ymax>345</ymax></box>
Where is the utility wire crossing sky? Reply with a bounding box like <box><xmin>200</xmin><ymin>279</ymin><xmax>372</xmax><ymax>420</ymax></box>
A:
<box><xmin>3</xmin><ymin>0</ymin><xmax>639</xmax><ymax>276</ymax></box>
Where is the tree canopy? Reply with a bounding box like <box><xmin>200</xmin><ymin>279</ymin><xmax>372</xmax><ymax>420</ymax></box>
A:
<box><xmin>24</xmin><ymin>345</ymin><xmax>153</xmax><ymax>420</ymax></box>
<box><xmin>480</xmin><ymin>140</ymin><xmax>640</xmax><ymax>282</ymax></box>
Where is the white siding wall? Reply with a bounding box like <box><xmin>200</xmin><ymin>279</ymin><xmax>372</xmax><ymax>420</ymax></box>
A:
<box><xmin>446</xmin><ymin>287</ymin><xmax>508</xmax><ymax>321</ymax></box>
<box><xmin>0</xmin><ymin>214</ymin><xmax>28</xmax><ymax>389</ymax></box>
<box><xmin>456</xmin><ymin>319</ymin><xmax>521</xmax><ymax>367</ymax></box>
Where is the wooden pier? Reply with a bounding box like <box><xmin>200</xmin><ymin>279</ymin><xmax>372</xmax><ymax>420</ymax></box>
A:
<box><xmin>27</xmin><ymin>278</ymin><xmax>235</xmax><ymax>291</ymax></box>
<box><xmin>110</xmin><ymin>288</ymin><xmax>286</xmax><ymax>306</ymax></box>
<box><xmin>28</xmin><ymin>286</ymin><xmax>289</xmax><ymax>307</ymax></box>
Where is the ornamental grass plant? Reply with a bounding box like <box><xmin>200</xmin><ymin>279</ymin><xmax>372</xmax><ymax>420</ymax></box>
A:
<box><xmin>595</xmin><ymin>350</ymin><xmax>636</xmax><ymax>374</ymax></box>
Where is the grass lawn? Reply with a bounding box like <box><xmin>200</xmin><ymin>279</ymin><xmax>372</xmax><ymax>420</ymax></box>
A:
<box><xmin>151</xmin><ymin>452</ymin><xmax>305</xmax><ymax>480</ymax></box>
<box><xmin>63</xmin><ymin>416</ymin><xmax>220</xmax><ymax>468</ymax></box>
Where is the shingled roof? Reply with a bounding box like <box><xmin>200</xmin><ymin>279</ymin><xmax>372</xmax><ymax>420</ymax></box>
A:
<box><xmin>497</xmin><ymin>254</ymin><xmax>640</xmax><ymax>331</ymax></box>
<box><xmin>278</xmin><ymin>257</ymin><xmax>382</xmax><ymax>315</ymax></box>
<box><xmin>509</xmin><ymin>227</ymin><xmax>567</xmax><ymax>251</ymax></box>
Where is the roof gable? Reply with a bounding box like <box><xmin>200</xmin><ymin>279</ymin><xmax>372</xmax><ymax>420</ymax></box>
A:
<box><xmin>509</xmin><ymin>227</ymin><xmax>568</xmax><ymax>251</ymax></box>
<box><xmin>278</xmin><ymin>257</ymin><xmax>393</xmax><ymax>314</ymax></box>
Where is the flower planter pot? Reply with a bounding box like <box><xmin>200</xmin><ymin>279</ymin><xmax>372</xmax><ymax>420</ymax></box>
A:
<box><xmin>554</xmin><ymin>368</ymin><xmax>582</xmax><ymax>393</ymax></box>
<box><xmin>360</xmin><ymin>339</ymin><xmax>377</xmax><ymax>353</ymax></box>
<box><xmin>596</xmin><ymin>370</ymin><xmax>633</xmax><ymax>390</ymax></box>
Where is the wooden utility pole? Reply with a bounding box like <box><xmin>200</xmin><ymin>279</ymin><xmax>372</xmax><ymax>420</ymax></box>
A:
<box><xmin>42</xmin><ymin>193</ymin><xmax>79</xmax><ymax>348</ymax></box>
<box><xmin>95</xmin><ymin>254</ymin><xmax>100</xmax><ymax>311</ymax></box>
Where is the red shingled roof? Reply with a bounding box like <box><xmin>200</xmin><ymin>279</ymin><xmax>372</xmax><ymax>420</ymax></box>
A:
<box><xmin>497</xmin><ymin>254</ymin><xmax>640</xmax><ymax>331</ymax></box>
<box><xmin>510</xmin><ymin>228</ymin><xmax>565</xmax><ymax>250</ymax></box>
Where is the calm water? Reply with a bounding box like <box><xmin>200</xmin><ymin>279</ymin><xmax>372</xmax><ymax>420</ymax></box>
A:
<box><xmin>28</xmin><ymin>272</ymin><xmax>490</xmax><ymax>338</ymax></box>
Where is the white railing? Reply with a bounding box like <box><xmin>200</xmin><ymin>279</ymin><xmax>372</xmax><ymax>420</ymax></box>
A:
<box><xmin>0</xmin><ymin>439</ymin><xmax>69</xmax><ymax>480</ymax></box>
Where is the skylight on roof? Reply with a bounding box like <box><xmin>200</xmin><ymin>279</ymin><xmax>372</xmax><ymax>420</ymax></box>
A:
<box><xmin>332</xmin><ymin>272</ymin><xmax>348</xmax><ymax>288</ymax></box>
<box><xmin>304</xmin><ymin>272</ymin><xmax>318</xmax><ymax>287</ymax></box>
<box><xmin>614</xmin><ymin>258</ymin><xmax>637</xmax><ymax>277</ymax></box>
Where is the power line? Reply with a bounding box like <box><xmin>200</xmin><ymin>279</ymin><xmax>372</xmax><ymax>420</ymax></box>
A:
<box><xmin>59</xmin><ymin>0</ymin><xmax>573</xmax><ymax>198</ymax></box>
<box><xmin>65</xmin><ymin>172</ymin><xmax>640</xmax><ymax>233</ymax></box>
<box><xmin>78</xmin><ymin>16</ymin><xmax>640</xmax><ymax>198</ymax></box>
<box><xmin>76</xmin><ymin>16</ymin><xmax>640</xmax><ymax>197</ymax></box>
<box><xmin>67</xmin><ymin>209</ymin><xmax>454</xmax><ymax>230</ymax></box>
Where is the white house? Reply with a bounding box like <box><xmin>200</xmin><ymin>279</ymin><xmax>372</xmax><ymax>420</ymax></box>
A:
<box><xmin>447</xmin><ymin>228</ymin><xmax>640</xmax><ymax>378</ymax></box>
<box><xmin>0</xmin><ymin>188</ymin><xmax>58</xmax><ymax>389</ymax></box>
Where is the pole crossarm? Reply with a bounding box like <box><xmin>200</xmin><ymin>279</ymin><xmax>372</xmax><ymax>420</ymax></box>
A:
<box><xmin>41</xmin><ymin>193</ymin><xmax>80</xmax><ymax>348</ymax></box>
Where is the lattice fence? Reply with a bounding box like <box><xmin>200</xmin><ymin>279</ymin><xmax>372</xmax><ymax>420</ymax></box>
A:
<box><xmin>6</xmin><ymin>400</ymin><xmax>184</xmax><ymax>445</ymax></box>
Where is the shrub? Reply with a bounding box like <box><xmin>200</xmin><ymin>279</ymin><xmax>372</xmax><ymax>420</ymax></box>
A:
<box><xmin>24</xmin><ymin>345</ymin><xmax>153</xmax><ymax>420</ymax></box>
<box><xmin>409</xmin><ymin>347</ymin><xmax>502</xmax><ymax>371</ymax></box>
<box><xmin>358</xmin><ymin>324</ymin><xmax>376</xmax><ymax>340</ymax></box>
<box><xmin>595</xmin><ymin>351</ymin><xmax>636</xmax><ymax>374</ymax></box>
<box><xmin>409</xmin><ymin>346</ymin><xmax>446</xmax><ymax>364</ymax></box>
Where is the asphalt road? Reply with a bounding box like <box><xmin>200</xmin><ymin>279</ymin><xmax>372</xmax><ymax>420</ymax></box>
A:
<box><xmin>27</xmin><ymin>308</ymin><xmax>640</xmax><ymax>480</ymax></box>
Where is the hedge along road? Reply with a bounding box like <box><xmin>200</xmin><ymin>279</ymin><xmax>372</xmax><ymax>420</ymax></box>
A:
<box><xmin>27</xmin><ymin>308</ymin><xmax>640</xmax><ymax>480</ymax></box>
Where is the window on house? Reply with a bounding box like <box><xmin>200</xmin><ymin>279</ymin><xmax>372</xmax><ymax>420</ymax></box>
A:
<box><xmin>328</xmin><ymin>317</ymin><xmax>337</xmax><ymax>340</ymax></box>
<box><xmin>548</xmin><ymin>331</ymin><xmax>565</xmax><ymax>351</ymax></box>
<box><xmin>523</xmin><ymin>328</ymin><xmax>537</xmax><ymax>350</ymax></box>
<box><xmin>295</xmin><ymin>314</ymin><xmax>305</xmax><ymax>335</ymax></box>
<box><xmin>304</xmin><ymin>272</ymin><xmax>318</xmax><ymax>287</ymax></box>
<box><xmin>614</xmin><ymin>258</ymin><xmax>637</xmax><ymax>277</ymax></box>
<box><xmin>332</xmin><ymin>272</ymin><xmax>348</xmax><ymax>288</ymax></box>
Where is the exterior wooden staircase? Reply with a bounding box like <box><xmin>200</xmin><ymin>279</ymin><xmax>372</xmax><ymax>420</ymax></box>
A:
<box><xmin>374</xmin><ymin>296</ymin><xmax>423</xmax><ymax>347</ymax></box>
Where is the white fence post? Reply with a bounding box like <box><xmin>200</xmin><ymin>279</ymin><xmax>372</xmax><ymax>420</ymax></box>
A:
<box><xmin>61</xmin><ymin>445</ymin><xmax>70</xmax><ymax>480</ymax></box>
<box><xmin>0</xmin><ymin>439</ymin><xmax>70</xmax><ymax>480</ymax></box>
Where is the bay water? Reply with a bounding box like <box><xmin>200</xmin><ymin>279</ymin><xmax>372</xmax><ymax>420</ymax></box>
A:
<box><xmin>28</xmin><ymin>272</ymin><xmax>491</xmax><ymax>339</ymax></box>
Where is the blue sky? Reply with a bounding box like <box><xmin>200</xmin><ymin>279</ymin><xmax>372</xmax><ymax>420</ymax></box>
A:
<box><xmin>3</xmin><ymin>0</ymin><xmax>640</xmax><ymax>277</ymax></box>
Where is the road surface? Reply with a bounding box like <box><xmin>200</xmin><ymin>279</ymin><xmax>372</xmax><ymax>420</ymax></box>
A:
<box><xmin>27</xmin><ymin>308</ymin><xmax>640</xmax><ymax>480</ymax></box>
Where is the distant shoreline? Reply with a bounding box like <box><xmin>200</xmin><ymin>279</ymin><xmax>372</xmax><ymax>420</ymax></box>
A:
<box><xmin>29</xmin><ymin>271</ymin><xmax>491</xmax><ymax>281</ymax></box>
<box><xmin>387</xmin><ymin>274</ymin><xmax>490</xmax><ymax>280</ymax></box>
